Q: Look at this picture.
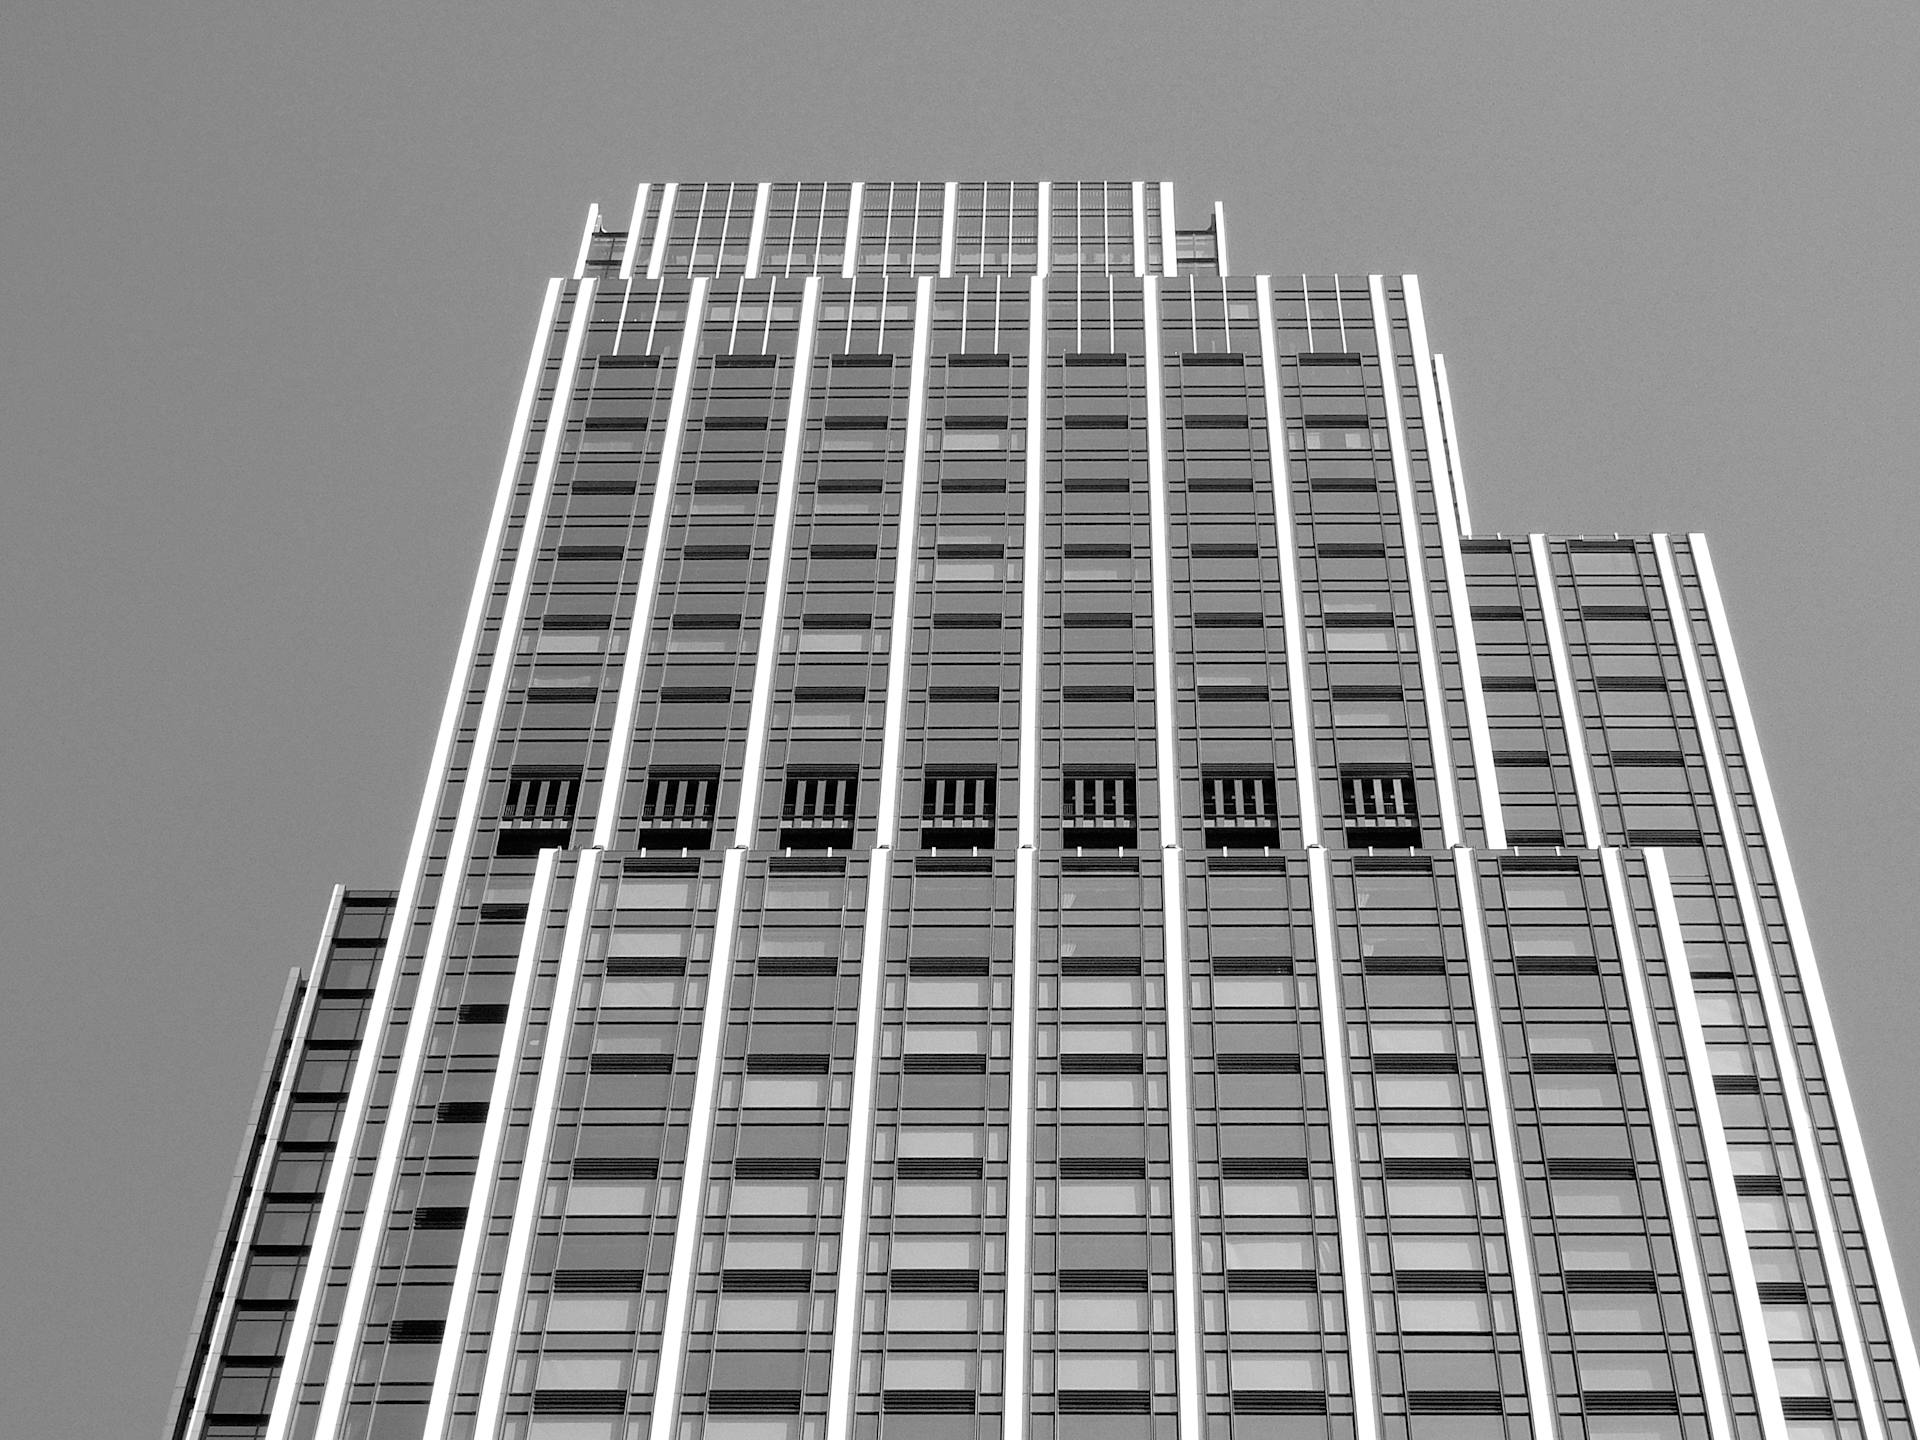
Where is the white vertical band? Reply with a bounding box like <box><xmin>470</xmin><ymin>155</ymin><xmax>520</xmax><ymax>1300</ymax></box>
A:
<box><xmin>1019</xmin><ymin>277</ymin><xmax>1046</xmax><ymax>850</ymax></box>
<box><xmin>646</xmin><ymin>183</ymin><xmax>677</xmax><ymax>281</ymax></box>
<box><xmin>1211</xmin><ymin>200</ymin><xmax>1228</xmax><ymax>277</ymax></box>
<box><xmin>423</xmin><ymin>846</ymin><xmax>562</xmax><ymax>1438</ymax></box>
<box><xmin>1255</xmin><ymin>276</ymin><xmax>1320</xmax><ymax>844</ymax></box>
<box><xmin>1142</xmin><ymin>273</ymin><xmax>1204</xmax><ymax>1438</ymax></box>
<box><xmin>1035</xmin><ymin>180</ymin><xmax>1051</xmax><ymax>279</ymax></box>
<box><xmin>1454</xmin><ymin>848</ymin><xmax>1558</xmax><ymax>1440</ymax></box>
<box><xmin>181</xmin><ymin>896</ymin><xmax>339</xmax><ymax>1436</ymax></box>
<box><xmin>264</xmin><ymin>276</ymin><xmax>567</xmax><ymax>1440</ymax></box>
<box><xmin>939</xmin><ymin>181</ymin><xmax>958</xmax><ymax>278</ymax></box>
<box><xmin>732</xmin><ymin>278</ymin><xmax>821</xmax><ymax>843</ymax></box>
<box><xmin>594</xmin><ymin>279</ymin><xmax>710</xmax><ymax>848</ymax></box>
<box><xmin>871</xmin><ymin>277</ymin><xmax>934</xmax><ymax>838</ymax></box>
<box><xmin>1404</xmin><ymin>276</ymin><xmax>1502</xmax><ymax>847</ymax></box>
<box><xmin>1689</xmin><ymin>534</ymin><xmax>1920</xmax><ymax>1401</ymax></box>
<box><xmin>470</xmin><ymin>850</ymin><xmax>602</xmax><ymax>1433</ymax></box>
<box><xmin>619</xmin><ymin>184</ymin><xmax>651</xmax><ymax>281</ymax></box>
<box><xmin>645</xmin><ymin>847</ymin><xmax>749</xmax><ymax>1440</ymax></box>
<box><xmin>1132</xmin><ymin>181</ymin><xmax>1148</xmax><ymax>279</ymax></box>
<box><xmin>1370</xmin><ymin>275</ymin><xmax>1461</xmax><ymax>845</ymax></box>
<box><xmin>842</xmin><ymin>182</ymin><xmax>863</xmax><ymax>279</ymax></box>
<box><xmin>1646</xmin><ymin>848</ymin><xmax>1789</xmax><ymax>1437</ymax></box>
<box><xmin>1004</xmin><ymin>286</ymin><xmax>1045</xmax><ymax>1437</ymax></box>
<box><xmin>1158</xmin><ymin>182</ymin><xmax>1176</xmax><ymax>279</ymax></box>
<box><xmin>1599</xmin><ymin>848</ymin><xmax>1734</xmax><ymax>1440</ymax></box>
<box><xmin>824</xmin><ymin>278</ymin><xmax>931</xmax><ymax>1440</ymax></box>
<box><xmin>298</xmin><ymin>277</ymin><xmax>597</xmax><ymax>1440</ymax></box>
<box><xmin>1308</xmin><ymin>848</ymin><xmax>1380</xmax><ymax>1440</ymax></box>
<box><xmin>572</xmin><ymin>203</ymin><xmax>601</xmax><ymax>280</ymax></box>
<box><xmin>743</xmin><ymin>181</ymin><xmax>771</xmax><ymax>281</ymax></box>
<box><xmin>1529</xmin><ymin>534</ymin><xmax>1603</xmax><ymax>846</ymax></box>
<box><xmin>1654</xmin><ymin>536</ymin><xmax>1885</xmax><ymax>1440</ymax></box>
<box><xmin>1431</xmin><ymin>354</ymin><xmax>1472</xmax><ymax>534</ymax></box>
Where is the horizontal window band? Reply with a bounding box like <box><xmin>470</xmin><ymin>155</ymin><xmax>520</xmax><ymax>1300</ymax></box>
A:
<box><xmin>1406</xmin><ymin>1392</ymin><xmax>1504</xmax><ymax>1417</ymax></box>
<box><xmin>411</xmin><ymin>1206</ymin><xmax>466</xmax><ymax>1231</ymax></box>
<box><xmin>802</xmin><ymin>613</ymin><xmax>872</xmax><ymax>629</ymax></box>
<box><xmin>670</xmin><ymin>613</ymin><xmax>742</xmax><ymax>629</ymax></box>
<box><xmin>897</xmin><ymin>1158</ymin><xmax>984</xmax><ymax>1179</ymax></box>
<box><xmin>1492</xmin><ymin>751</ymin><xmax>1553</xmax><ymax>767</ymax></box>
<box><xmin>389</xmin><ymin>1319</ymin><xmax>446</xmax><ymax>1342</ymax></box>
<box><xmin>1531</xmin><ymin>1054</ymin><xmax>1618</xmax><ymax>1074</ymax></box>
<box><xmin>657</xmin><ymin>688</ymin><xmax>732</xmax><ymax>703</ymax></box>
<box><xmin>1063</xmin><ymin>612</ymin><xmax>1135</xmax><ymax>628</ymax></box>
<box><xmin>746</xmin><ymin>1053</ymin><xmax>831</xmax><ymax>1074</ymax></box>
<box><xmin>735</xmin><ymin>1158</ymin><xmax>821</xmax><ymax>1179</ymax></box>
<box><xmin>822</xmin><ymin>415</ymin><xmax>889</xmax><ymax>430</ymax></box>
<box><xmin>1063</xmin><ymin>352</ymin><xmax>1128</xmax><ymax>366</ymax></box>
<box><xmin>1595</xmin><ymin>675</ymin><xmax>1670</xmax><ymax>691</ymax></box>
<box><xmin>722</xmin><ymin>1269</ymin><xmax>812</xmax><ymax>1292</ymax></box>
<box><xmin>569</xmin><ymin>479</ymin><xmax>638</xmax><ymax>495</ymax></box>
<box><xmin>903</xmin><ymin>1054</ymin><xmax>988</xmax><ymax>1074</ymax></box>
<box><xmin>881</xmin><ymin>1392</ymin><xmax>977</xmax><ymax>1415</ymax></box>
<box><xmin>932</xmin><ymin>613</ymin><xmax>1003</xmax><ymax>629</ymax></box>
<box><xmin>1231</xmin><ymin>1392</ymin><xmax>1329</xmax><ymax>1416</ymax></box>
<box><xmin>1225</xmin><ymin>1268</ymin><xmax>1316</xmax><ymax>1292</ymax></box>
<box><xmin>1060</xmin><ymin>1054</ymin><xmax>1144</xmax><ymax>1074</ymax></box>
<box><xmin>572</xmin><ymin>1157</ymin><xmax>659</xmax><ymax>1179</ymax></box>
<box><xmin>1057</xmin><ymin>1391</ymin><xmax>1151</xmax><ymax>1415</ymax></box>
<box><xmin>541</xmin><ymin>613</ymin><xmax>613</xmax><ymax>630</ymax></box>
<box><xmin>596</xmin><ymin>353</ymin><xmax>662</xmax><ymax>369</ymax></box>
<box><xmin>1577</xmin><ymin>605</ymin><xmax>1653</xmax><ymax>620</ymax></box>
<box><xmin>712</xmin><ymin>353</ymin><xmax>777</xmax><ymax>369</ymax></box>
<box><xmin>588</xmin><ymin>1053</ymin><xmax>672</xmax><ymax>1074</ymax></box>
<box><xmin>946</xmin><ymin>352</ymin><xmax>1011</xmax><ymax>367</ymax></box>
<box><xmin>1564</xmin><ymin>1270</ymin><xmax>1657</xmax><ymax>1293</ymax></box>
<box><xmin>581</xmin><ymin>416</ymin><xmax>650</xmax><ymax>431</ymax></box>
<box><xmin>1582</xmin><ymin>1393</ymin><xmax>1681</xmax><ymax>1417</ymax></box>
<box><xmin>1315</xmin><ymin>542</ymin><xmax>1388</xmax><ymax>557</ymax></box>
<box><xmin>1383</xmin><ymin>1158</ymin><xmax>1473</xmax><ymax>1179</ymax></box>
<box><xmin>927</xmin><ymin>687</ymin><xmax>1001</xmax><ymax>702</ymax></box>
<box><xmin>1216</xmin><ymin>1054</ymin><xmax>1303</xmax><ymax>1075</ymax></box>
<box><xmin>943</xmin><ymin>415</ymin><xmax>1009</xmax><ymax>430</ymax></box>
<box><xmin>1063</xmin><ymin>414</ymin><xmax>1131</xmax><ymax>429</ymax></box>
<box><xmin>1480</xmin><ymin>676</ymin><xmax>1540</xmax><ymax>692</ymax></box>
<box><xmin>1064</xmin><ymin>686</ymin><xmax>1134</xmax><ymax>702</ymax></box>
<box><xmin>1373</xmin><ymin>1055</ymin><xmax>1458</xmax><ymax>1074</ymax></box>
<box><xmin>1182</xmin><ymin>414</ymin><xmax>1251</xmax><ymax>428</ymax></box>
<box><xmin>1496</xmin><ymin>855</ymin><xmax>1584</xmax><ymax>873</ymax></box>
<box><xmin>1181</xmin><ymin>351</ymin><xmax>1249</xmax><ymax>367</ymax></box>
<box><xmin>1295</xmin><ymin>352</ymin><xmax>1363</xmax><ymax>366</ymax></box>
<box><xmin>1058</xmin><ymin>1268</ymin><xmax>1149</xmax><ymax>1291</ymax></box>
<box><xmin>1545</xmin><ymin>1158</ymin><xmax>1637</xmax><ymax>1179</ymax></box>
<box><xmin>830</xmin><ymin>351</ymin><xmax>894</xmax><ymax>367</ymax></box>
<box><xmin>1394</xmin><ymin>1270</ymin><xmax>1489</xmax><ymax>1293</ymax></box>
<box><xmin>708</xmin><ymin>1391</ymin><xmax>802</xmax><ymax>1415</ymax></box>
<box><xmin>1185</xmin><ymin>477</ymin><xmax>1256</xmax><ymax>492</ymax></box>
<box><xmin>526</xmin><ymin>687</ymin><xmax>598</xmax><ymax>704</ymax></box>
<box><xmin>700</xmin><ymin>416</ymin><xmax>772</xmax><ymax>431</ymax></box>
<box><xmin>681</xmin><ymin>545</ymin><xmax>750</xmax><ymax>559</ymax></box>
<box><xmin>1190</xmin><ymin>543</ymin><xmax>1259</xmax><ymax>558</ymax></box>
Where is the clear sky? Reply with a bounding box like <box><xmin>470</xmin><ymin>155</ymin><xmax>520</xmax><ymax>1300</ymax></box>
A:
<box><xmin>2</xmin><ymin>3</ymin><xmax>1915</xmax><ymax>1432</ymax></box>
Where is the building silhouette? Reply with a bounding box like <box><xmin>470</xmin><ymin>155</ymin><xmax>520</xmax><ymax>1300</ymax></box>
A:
<box><xmin>168</xmin><ymin>181</ymin><xmax>1918</xmax><ymax>1440</ymax></box>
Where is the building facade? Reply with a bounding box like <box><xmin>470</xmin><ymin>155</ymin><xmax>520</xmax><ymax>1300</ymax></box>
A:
<box><xmin>167</xmin><ymin>181</ymin><xmax>1917</xmax><ymax>1440</ymax></box>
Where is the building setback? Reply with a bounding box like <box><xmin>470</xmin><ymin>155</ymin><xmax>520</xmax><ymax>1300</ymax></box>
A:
<box><xmin>167</xmin><ymin>181</ymin><xmax>1917</xmax><ymax>1440</ymax></box>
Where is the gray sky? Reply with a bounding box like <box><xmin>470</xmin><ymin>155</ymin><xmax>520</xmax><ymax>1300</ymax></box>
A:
<box><xmin>3</xmin><ymin>3</ymin><xmax>1915</xmax><ymax>1431</ymax></box>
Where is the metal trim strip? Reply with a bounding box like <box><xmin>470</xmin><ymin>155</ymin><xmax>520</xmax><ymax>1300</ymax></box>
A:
<box><xmin>1255</xmin><ymin>275</ymin><xmax>1320</xmax><ymax>844</ymax></box>
<box><xmin>592</xmin><ymin>278</ymin><xmax>709</xmax><ymax>848</ymax></box>
<box><xmin>1601</xmin><ymin>848</ymin><xmax>1735</xmax><ymax>1440</ymax></box>
<box><xmin>1455</xmin><ymin>848</ymin><xmax>1557</xmax><ymax>1440</ymax></box>
<box><xmin>646</xmin><ymin>182</ymin><xmax>677</xmax><ymax>281</ymax></box>
<box><xmin>1132</xmin><ymin>181</ymin><xmax>1148</xmax><ymax>279</ymax></box>
<box><xmin>939</xmin><ymin>180</ymin><xmax>957</xmax><ymax>278</ymax></box>
<box><xmin>1529</xmin><ymin>533</ymin><xmax>1604</xmax><ymax>845</ymax></box>
<box><xmin>572</xmin><ymin>203</ymin><xmax>600</xmax><ymax>280</ymax></box>
<box><xmin>1309</xmin><ymin>848</ymin><xmax>1381</xmax><ymax>1440</ymax></box>
<box><xmin>1371</xmin><ymin>275</ymin><xmax>1461</xmax><ymax>844</ymax></box>
<box><xmin>1432</xmin><ymin>352</ymin><xmax>1472</xmax><ymax>534</ymax></box>
<box><xmin>470</xmin><ymin>850</ymin><xmax>601</xmax><ymax>1434</ymax></box>
<box><xmin>743</xmin><ymin>181</ymin><xmax>771</xmax><ymax>280</ymax></box>
<box><xmin>618</xmin><ymin>183</ymin><xmax>650</xmax><ymax>280</ymax></box>
<box><xmin>1647</xmin><ymin>847</ymin><xmax>1789</xmax><ymax>1437</ymax></box>
<box><xmin>1405</xmin><ymin>276</ymin><xmax>1503</xmax><ymax>846</ymax></box>
<box><xmin>422</xmin><ymin>846</ymin><xmax>562</xmax><ymax>1438</ymax></box>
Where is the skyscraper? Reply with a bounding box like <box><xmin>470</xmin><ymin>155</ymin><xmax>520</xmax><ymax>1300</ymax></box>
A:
<box><xmin>167</xmin><ymin>180</ymin><xmax>1917</xmax><ymax>1440</ymax></box>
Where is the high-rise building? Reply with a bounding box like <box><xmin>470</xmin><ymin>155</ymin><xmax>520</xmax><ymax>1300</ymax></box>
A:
<box><xmin>167</xmin><ymin>180</ymin><xmax>1916</xmax><ymax>1440</ymax></box>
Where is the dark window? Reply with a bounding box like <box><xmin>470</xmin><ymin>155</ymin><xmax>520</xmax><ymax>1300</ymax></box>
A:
<box><xmin>1341</xmin><ymin>770</ymin><xmax>1420</xmax><ymax>847</ymax></box>
<box><xmin>497</xmin><ymin>771</ymin><xmax>580</xmax><ymax>854</ymax></box>
<box><xmin>781</xmin><ymin>770</ymin><xmax>858</xmax><ymax>849</ymax></box>
<box><xmin>637</xmin><ymin>770</ymin><xmax>719</xmax><ymax>847</ymax></box>
<box><xmin>1202</xmin><ymin>771</ymin><xmax>1281</xmax><ymax>847</ymax></box>
<box><xmin>921</xmin><ymin>769</ymin><xmax>998</xmax><ymax>847</ymax></box>
<box><xmin>1063</xmin><ymin>771</ymin><xmax>1137</xmax><ymax>848</ymax></box>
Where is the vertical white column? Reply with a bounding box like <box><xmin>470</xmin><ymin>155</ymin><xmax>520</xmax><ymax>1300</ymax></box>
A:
<box><xmin>939</xmin><ymin>180</ymin><xmax>958</xmax><ymax>278</ymax></box>
<box><xmin>1646</xmin><ymin>848</ymin><xmax>1790</xmax><ymax>1439</ymax></box>
<box><xmin>1131</xmin><ymin>181</ymin><xmax>1149</xmax><ymax>279</ymax></box>
<box><xmin>1002</xmin><ymin>274</ymin><xmax>1048</xmax><ymax>1439</ymax></box>
<box><xmin>1307</xmin><ymin>849</ymin><xmax>1380</xmax><ymax>1440</ymax></box>
<box><xmin>619</xmin><ymin>184</ymin><xmax>652</xmax><ymax>281</ymax></box>
<box><xmin>301</xmin><ymin>277</ymin><xmax>599</xmax><ymax>1440</ymax></box>
<box><xmin>594</xmin><ymin>280</ymin><xmax>710</xmax><ymax>848</ymax></box>
<box><xmin>649</xmin><ymin>286</ymin><xmax>823</xmax><ymax>1440</ymax></box>
<box><xmin>264</xmin><ymin>275</ymin><xmax>569</xmax><ymax>1440</ymax></box>
<box><xmin>1456</xmin><ymin>851</ymin><xmax>1575</xmax><ymax>1440</ymax></box>
<box><xmin>1403</xmin><ymin>276</ymin><xmax>1503</xmax><ymax>848</ymax></box>
<box><xmin>1689</xmin><ymin>534</ymin><xmax>1920</xmax><ymax>1401</ymax></box>
<box><xmin>732</xmin><ymin>279</ymin><xmax>822</xmax><ymax>841</ymax></box>
<box><xmin>1035</xmin><ymin>179</ymin><xmax>1051</xmax><ymax>280</ymax></box>
<box><xmin>1431</xmin><ymin>353</ymin><xmax>1473</xmax><ymax>534</ymax></box>
<box><xmin>1654</xmin><ymin>536</ymin><xmax>1886</xmax><ymax>1440</ymax></box>
<box><xmin>743</xmin><ymin>181</ymin><xmax>771</xmax><ymax>281</ymax></box>
<box><xmin>1370</xmin><ymin>275</ymin><xmax>1461</xmax><ymax>845</ymax></box>
<box><xmin>572</xmin><ymin>203</ymin><xmax>602</xmax><ymax>280</ymax></box>
<box><xmin>646</xmin><ymin>183</ymin><xmax>678</xmax><ymax>281</ymax></box>
<box><xmin>1529</xmin><ymin>534</ymin><xmax>1604</xmax><ymax>845</ymax></box>
<box><xmin>1255</xmin><ymin>276</ymin><xmax>1320</xmax><ymax>844</ymax></box>
<box><xmin>1159</xmin><ymin>182</ymin><xmax>1177</xmax><ymax>279</ymax></box>
<box><xmin>1141</xmin><ymin>275</ymin><xmax>1205</xmax><ymax>1440</ymax></box>
<box><xmin>842</xmin><ymin>181</ymin><xmax>864</xmax><ymax>279</ymax></box>
<box><xmin>423</xmin><ymin>846</ymin><xmax>562</xmax><ymax>1439</ymax></box>
<box><xmin>1599</xmin><ymin>848</ymin><xmax>1735</xmax><ymax>1440</ymax></box>
<box><xmin>181</xmin><ymin>896</ymin><xmax>340</xmax><ymax>1437</ymax></box>
<box><xmin>826</xmin><ymin>277</ymin><xmax>932</xmax><ymax>1440</ymax></box>
<box><xmin>1211</xmin><ymin>200</ymin><xmax>1228</xmax><ymax>277</ymax></box>
<box><xmin>469</xmin><ymin>850</ymin><xmax>602</xmax><ymax>1436</ymax></box>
